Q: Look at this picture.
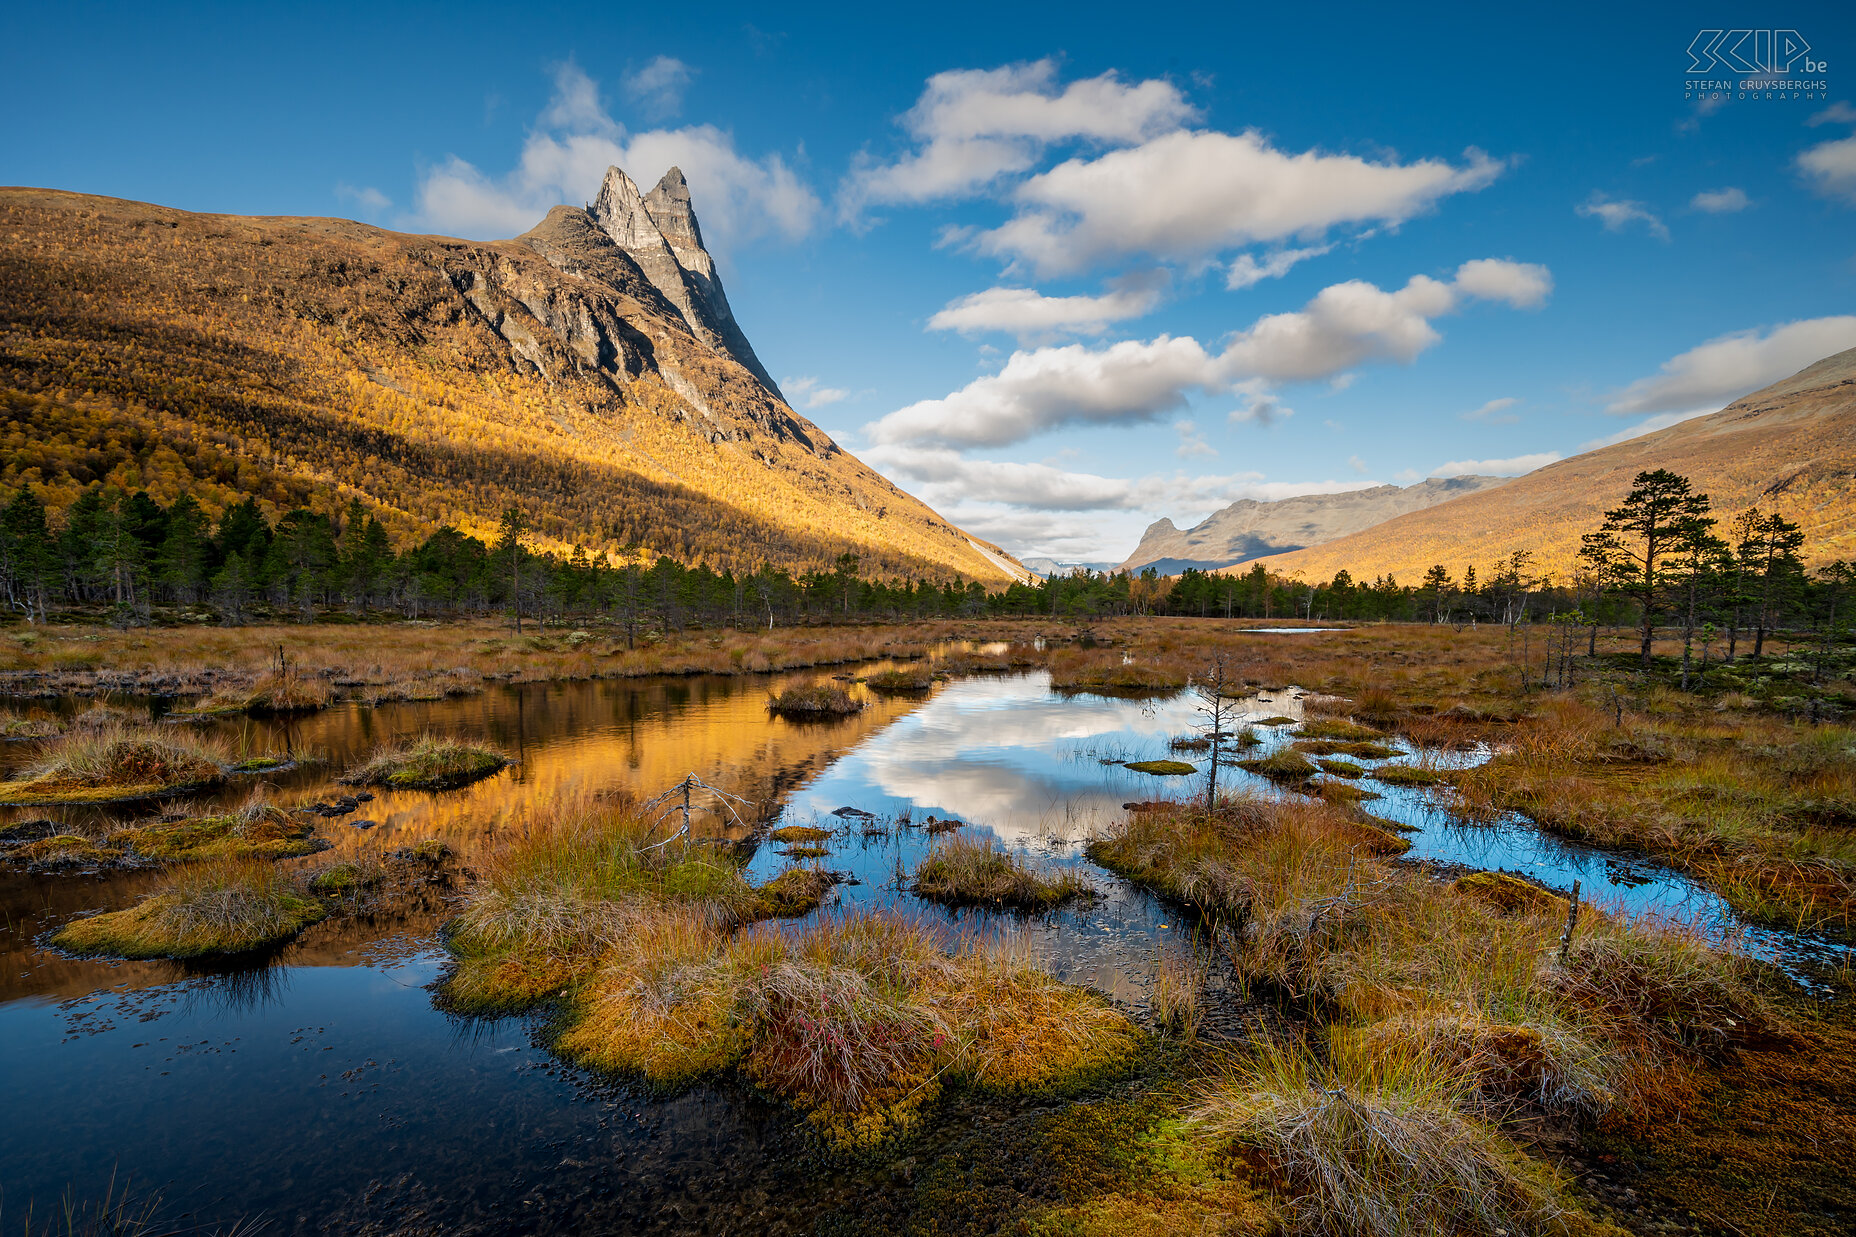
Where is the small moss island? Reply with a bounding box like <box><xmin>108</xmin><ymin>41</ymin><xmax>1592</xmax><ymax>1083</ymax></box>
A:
<box><xmin>340</xmin><ymin>736</ymin><xmax>511</xmax><ymax>790</ymax></box>
<box><xmin>53</xmin><ymin>860</ymin><xmax>327</xmax><ymax>958</ymax></box>
<box><xmin>0</xmin><ymin>727</ymin><xmax>228</xmax><ymax>805</ymax></box>
<box><xmin>1124</xmin><ymin>759</ymin><xmax>1197</xmax><ymax>776</ymax></box>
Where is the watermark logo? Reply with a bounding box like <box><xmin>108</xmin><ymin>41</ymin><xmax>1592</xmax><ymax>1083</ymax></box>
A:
<box><xmin>1686</xmin><ymin>29</ymin><xmax>1821</xmax><ymax>74</ymax></box>
<box><xmin>1685</xmin><ymin>29</ymin><xmax>1829</xmax><ymax>103</ymax></box>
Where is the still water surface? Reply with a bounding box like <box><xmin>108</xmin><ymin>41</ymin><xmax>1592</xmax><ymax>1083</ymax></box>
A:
<box><xmin>0</xmin><ymin>665</ymin><xmax>1845</xmax><ymax>1232</ymax></box>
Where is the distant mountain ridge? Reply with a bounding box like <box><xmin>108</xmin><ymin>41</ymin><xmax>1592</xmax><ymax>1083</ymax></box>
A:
<box><xmin>1117</xmin><ymin>476</ymin><xmax>1513</xmax><ymax>575</ymax></box>
<box><xmin>1249</xmin><ymin>347</ymin><xmax>1856</xmax><ymax>582</ymax></box>
<box><xmin>0</xmin><ymin>176</ymin><xmax>1025</xmax><ymax>582</ymax></box>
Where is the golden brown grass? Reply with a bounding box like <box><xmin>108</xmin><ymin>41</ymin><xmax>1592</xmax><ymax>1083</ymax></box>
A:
<box><xmin>864</xmin><ymin>666</ymin><xmax>934</xmax><ymax>693</ymax></box>
<box><xmin>767</xmin><ymin>681</ymin><xmax>864</xmax><ymax>717</ymax></box>
<box><xmin>1190</xmin><ymin>1040</ymin><xmax>1608</xmax><ymax>1237</ymax></box>
<box><xmin>558</xmin><ymin>911</ymin><xmax>1138</xmax><ymax>1146</ymax></box>
<box><xmin>340</xmin><ymin>735</ymin><xmax>510</xmax><ymax>790</ymax></box>
<box><xmin>911</xmin><ymin>836</ymin><xmax>1093</xmax><ymax>911</ymax></box>
<box><xmin>110</xmin><ymin>794</ymin><xmax>318</xmax><ymax>862</ymax></box>
<box><xmin>0</xmin><ymin>725</ymin><xmax>227</xmax><ymax>803</ymax></box>
<box><xmin>52</xmin><ymin>860</ymin><xmax>325</xmax><ymax>958</ymax></box>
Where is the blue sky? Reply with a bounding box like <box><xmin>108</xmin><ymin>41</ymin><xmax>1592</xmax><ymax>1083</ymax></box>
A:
<box><xmin>6</xmin><ymin>1</ymin><xmax>1855</xmax><ymax>563</ymax></box>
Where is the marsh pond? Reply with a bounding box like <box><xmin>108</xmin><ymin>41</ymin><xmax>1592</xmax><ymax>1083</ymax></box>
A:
<box><xmin>1</xmin><ymin>650</ymin><xmax>1847</xmax><ymax>1234</ymax></box>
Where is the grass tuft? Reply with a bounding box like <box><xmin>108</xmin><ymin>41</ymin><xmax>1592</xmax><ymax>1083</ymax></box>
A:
<box><xmin>912</xmin><ymin>836</ymin><xmax>1093</xmax><ymax>911</ymax></box>
<box><xmin>340</xmin><ymin>735</ymin><xmax>509</xmax><ymax>789</ymax></box>
<box><xmin>767</xmin><ymin>682</ymin><xmax>864</xmax><ymax>717</ymax></box>
<box><xmin>1191</xmin><ymin>1041</ymin><xmax>1581</xmax><ymax>1237</ymax></box>
<box><xmin>1125</xmin><ymin>759</ymin><xmax>1198</xmax><ymax>775</ymax></box>
<box><xmin>52</xmin><ymin>860</ymin><xmax>324</xmax><ymax>958</ymax></box>
<box><xmin>0</xmin><ymin>725</ymin><xmax>227</xmax><ymax>803</ymax></box>
<box><xmin>1238</xmin><ymin>748</ymin><xmax>1320</xmax><ymax>781</ymax></box>
<box><xmin>864</xmin><ymin>667</ymin><xmax>934</xmax><ymax>694</ymax></box>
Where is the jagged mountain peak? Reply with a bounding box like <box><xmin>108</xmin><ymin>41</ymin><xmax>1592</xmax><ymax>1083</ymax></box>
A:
<box><xmin>586</xmin><ymin>162</ymin><xmax>779</xmax><ymax>399</ymax></box>
<box><xmin>589</xmin><ymin>166</ymin><xmax>662</xmax><ymax>252</ymax></box>
<box><xmin>643</xmin><ymin>166</ymin><xmax>706</xmax><ymax>258</ymax></box>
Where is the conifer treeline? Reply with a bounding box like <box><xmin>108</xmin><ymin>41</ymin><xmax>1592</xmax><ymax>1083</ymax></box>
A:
<box><xmin>0</xmin><ymin>473</ymin><xmax>1843</xmax><ymax>642</ymax></box>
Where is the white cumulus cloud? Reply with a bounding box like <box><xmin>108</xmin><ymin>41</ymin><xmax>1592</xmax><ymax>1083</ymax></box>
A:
<box><xmin>981</xmin><ymin>132</ymin><xmax>1504</xmax><ymax>276</ymax></box>
<box><xmin>781</xmin><ymin>376</ymin><xmax>850</xmax><ymax>409</ymax></box>
<box><xmin>1605</xmin><ymin>316</ymin><xmax>1856</xmax><ymax>414</ymax></box>
<box><xmin>412</xmin><ymin>62</ymin><xmax>819</xmax><ymax>249</ymax></box>
<box><xmin>1690</xmin><ymin>186</ymin><xmax>1750</xmax><ymax>213</ymax></box>
<box><xmin>1798</xmin><ymin>135</ymin><xmax>1856</xmax><ymax>203</ymax></box>
<box><xmin>1452</xmin><ymin>258</ymin><xmax>1553</xmax><ymax>308</ymax></box>
<box><xmin>1576</xmin><ymin>193</ymin><xmax>1669</xmax><ymax>240</ymax></box>
<box><xmin>869</xmin><ymin>258</ymin><xmax>1550</xmax><ymax>447</ymax></box>
<box><xmin>1226</xmin><ymin>245</ymin><xmax>1332</xmax><ymax>290</ymax></box>
<box><xmin>839</xmin><ymin>59</ymin><xmax>1195</xmax><ymax>218</ymax></box>
<box><xmin>1461</xmin><ymin>397</ymin><xmax>1520</xmax><ymax>424</ymax></box>
<box><xmin>926</xmin><ymin>273</ymin><xmax>1166</xmax><ymax>340</ymax></box>
<box><xmin>335</xmin><ymin>183</ymin><xmax>391</xmax><ymax>216</ymax></box>
<box><xmin>622</xmin><ymin>55</ymin><xmax>695</xmax><ymax>120</ymax></box>
<box><xmin>868</xmin><ymin>335</ymin><xmax>1220</xmax><ymax>448</ymax></box>
<box><xmin>1428</xmin><ymin>453</ymin><xmax>1559</xmax><ymax>477</ymax></box>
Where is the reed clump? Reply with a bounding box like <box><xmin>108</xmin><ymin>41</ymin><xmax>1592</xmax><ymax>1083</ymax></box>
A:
<box><xmin>0</xmin><ymin>707</ymin><xmax>61</xmax><ymax>738</ymax></box>
<box><xmin>52</xmin><ymin>859</ymin><xmax>325</xmax><ymax>958</ymax></box>
<box><xmin>1092</xmin><ymin>795</ymin><xmax>1765</xmax><ymax>1117</ymax></box>
<box><xmin>1151</xmin><ymin>944</ymin><xmax>1207</xmax><ymax>1037</ymax></box>
<box><xmin>1190</xmin><ymin>1040</ymin><xmax>1601</xmax><ymax>1237</ymax></box>
<box><xmin>912</xmin><ymin>836</ymin><xmax>1093</xmax><ymax>911</ymax></box>
<box><xmin>1294</xmin><ymin>738</ymin><xmax>1400</xmax><ymax>760</ymax></box>
<box><xmin>0</xmin><ymin>725</ymin><xmax>228</xmax><ymax>804</ymax></box>
<box><xmin>1371</xmin><ymin>763</ymin><xmax>1446</xmax><ymax>787</ymax></box>
<box><xmin>767</xmin><ymin>682</ymin><xmax>864</xmax><ymax>718</ymax></box>
<box><xmin>444</xmin><ymin>798</ymin><xmax>833</xmax><ymax>1014</ymax></box>
<box><xmin>768</xmin><ymin>825</ymin><xmax>833</xmax><ymax>843</ymax></box>
<box><xmin>558</xmin><ymin>911</ymin><xmax>1138</xmax><ymax>1146</ymax></box>
<box><xmin>1298</xmin><ymin>718</ymin><xmax>1387</xmax><ymax>741</ymax></box>
<box><xmin>864</xmin><ymin>666</ymin><xmax>934</xmax><ymax>694</ymax></box>
<box><xmin>183</xmin><ymin>667</ymin><xmax>332</xmax><ymax>715</ymax></box>
<box><xmin>1125</xmin><ymin>759</ymin><xmax>1197</xmax><ymax>775</ymax></box>
<box><xmin>12</xmin><ymin>833</ymin><xmax>124</xmax><ymax>867</ymax></box>
<box><xmin>340</xmin><ymin>735</ymin><xmax>510</xmax><ymax>790</ymax></box>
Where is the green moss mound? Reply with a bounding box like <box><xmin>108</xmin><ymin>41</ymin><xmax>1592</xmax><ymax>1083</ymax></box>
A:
<box><xmin>1238</xmin><ymin>749</ymin><xmax>1320</xmax><ymax>781</ymax></box>
<box><xmin>112</xmin><ymin>808</ymin><xmax>318</xmax><ymax>862</ymax></box>
<box><xmin>1126</xmin><ymin>759</ymin><xmax>1198</xmax><ymax>776</ymax></box>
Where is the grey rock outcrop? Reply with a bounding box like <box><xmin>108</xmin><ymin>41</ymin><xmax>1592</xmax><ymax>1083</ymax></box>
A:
<box><xmin>588</xmin><ymin>165</ymin><xmax>781</xmax><ymax>399</ymax></box>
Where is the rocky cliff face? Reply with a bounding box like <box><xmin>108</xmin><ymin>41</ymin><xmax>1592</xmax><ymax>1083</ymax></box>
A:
<box><xmin>1117</xmin><ymin>476</ymin><xmax>1514</xmax><ymax>575</ymax></box>
<box><xmin>590</xmin><ymin>166</ymin><xmax>781</xmax><ymax>398</ymax></box>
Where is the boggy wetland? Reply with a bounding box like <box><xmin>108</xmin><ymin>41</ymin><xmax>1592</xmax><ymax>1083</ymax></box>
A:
<box><xmin>3</xmin><ymin>619</ymin><xmax>1855</xmax><ymax>1237</ymax></box>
